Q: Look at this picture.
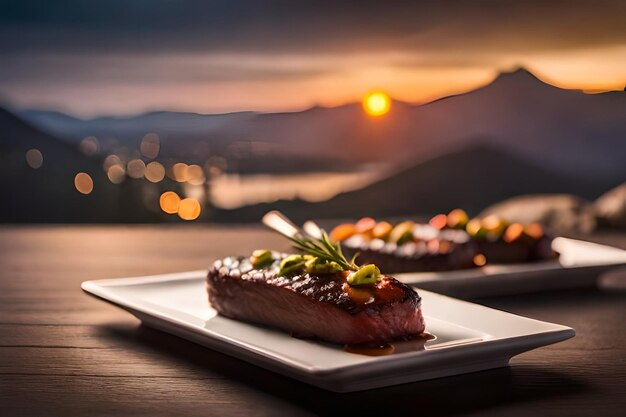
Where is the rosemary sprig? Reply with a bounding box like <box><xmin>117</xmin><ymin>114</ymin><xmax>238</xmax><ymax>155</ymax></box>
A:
<box><xmin>286</xmin><ymin>231</ymin><xmax>358</xmax><ymax>272</ymax></box>
<box><xmin>261</xmin><ymin>210</ymin><xmax>379</xmax><ymax>284</ymax></box>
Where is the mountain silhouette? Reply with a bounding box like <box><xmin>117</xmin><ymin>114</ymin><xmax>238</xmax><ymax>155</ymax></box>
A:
<box><xmin>14</xmin><ymin>67</ymin><xmax>626</xmax><ymax>182</ymax></box>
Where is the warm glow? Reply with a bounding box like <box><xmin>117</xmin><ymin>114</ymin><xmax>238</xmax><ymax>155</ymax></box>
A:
<box><xmin>7</xmin><ymin>44</ymin><xmax>626</xmax><ymax>117</ymax></box>
<box><xmin>107</xmin><ymin>165</ymin><xmax>126</xmax><ymax>184</ymax></box>
<box><xmin>25</xmin><ymin>149</ymin><xmax>43</xmax><ymax>169</ymax></box>
<box><xmin>140</xmin><ymin>133</ymin><xmax>160</xmax><ymax>159</ymax></box>
<box><xmin>159</xmin><ymin>191</ymin><xmax>181</xmax><ymax>214</ymax></box>
<box><xmin>362</xmin><ymin>91</ymin><xmax>391</xmax><ymax>117</ymax></box>
<box><xmin>503</xmin><ymin>223</ymin><xmax>524</xmax><ymax>243</ymax></box>
<box><xmin>473</xmin><ymin>254</ymin><xmax>487</xmax><ymax>267</ymax></box>
<box><xmin>525</xmin><ymin>223</ymin><xmax>545</xmax><ymax>239</ymax></box>
<box><xmin>74</xmin><ymin>172</ymin><xmax>94</xmax><ymax>195</ymax></box>
<box><xmin>210</xmin><ymin>171</ymin><xmax>379</xmax><ymax>209</ymax></box>
<box><xmin>186</xmin><ymin>164</ymin><xmax>206</xmax><ymax>185</ymax></box>
<box><xmin>103</xmin><ymin>154</ymin><xmax>123</xmax><ymax>171</ymax></box>
<box><xmin>177</xmin><ymin>198</ymin><xmax>201</xmax><ymax>220</ymax></box>
<box><xmin>172</xmin><ymin>163</ymin><xmax>189</xmax><ymax>182</ymax></box>
<box><xmin>429</xmin><ymin>214</ymin><xmax>447</xmax><ymax>230</ymax></box>
<box><xmin>145</xmin><ymin>161</ymin><xmax>165</xmax><ymax>183</ymax></box>
<box><xmin>127</xmin><ymin>159</ymin><xmax>146</xmax><ymax>179</ymax></box>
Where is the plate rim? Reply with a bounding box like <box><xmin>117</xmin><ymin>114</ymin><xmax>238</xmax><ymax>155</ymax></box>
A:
<box><xmin>81</xmin><ymin>271</ymin><xmax>575</xmax><ymax>378</ymax></box>
<box><xmin>396</xmin><ymin>237</ymin><xmax>626</xmax><ymax>283</ymax></box>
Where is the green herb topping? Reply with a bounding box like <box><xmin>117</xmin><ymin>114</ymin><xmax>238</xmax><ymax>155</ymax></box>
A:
<box><xmin>278</xmin><ymin>254</ymin><xmax>306</xmax><ymax>276</ymax></box>
<box><xmin>347</xmin><ymin>264</ymin><xmax>381</xmax><ymax>286</ymax></box>
<box><xmin>305</xmin><ymin>256</ymin><xmax>343</xmax><ymax>275</ymax></box>
<box><xmin>287</xmin><ymin>231</ymin><xmax>357</xmax><ymax>270</ymax></box>
<box><xmin>250</xmin><ymin>249</ymin><xmax>273</xmax><ymax>269</ymax></box>
<box><xmin>284</xmin><ymin>230</ymin><xmax>381</xmax><ymax>286</ymax></box>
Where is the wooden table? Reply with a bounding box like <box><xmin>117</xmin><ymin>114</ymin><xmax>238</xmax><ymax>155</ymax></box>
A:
<box><xmin>1</xmin><ymin>226</ymin><xmax>625</xmax><ymax>417</ymax></box>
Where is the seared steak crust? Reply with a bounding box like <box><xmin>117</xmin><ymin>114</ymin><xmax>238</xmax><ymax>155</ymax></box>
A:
<box><xmin>207</xmin><ymin>254</ymin><xmax>425</xmax><ymax>344</ymax></box>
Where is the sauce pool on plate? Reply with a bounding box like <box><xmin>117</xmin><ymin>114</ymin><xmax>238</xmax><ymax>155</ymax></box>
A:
<box><xmin>344</xmin><ymin>332</ymin><xmax>436</xmax><ymax>356</ymax></box>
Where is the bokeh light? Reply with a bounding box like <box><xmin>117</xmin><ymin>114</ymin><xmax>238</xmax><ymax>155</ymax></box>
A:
<box><xmin>159</xmin><ymin>191</ymin><xmax>180</xmax><ymax>214</ymax></box>
<box><xmin>187</xmin><ymin>164</ymin><xmax>206</xmax><ymax>185</ymax></box>
<box><xmin>25</xmin><ymin>148</ymin><xmax>43</xmax><ymax>169</ymax></box>
<box><xmin>473</xmin><ymin>254</ymin><xmax>487</xmax><ymax>266</ymax></box>
<box><xmin>79</xmin><ymin>136</ymin><xmax>99</xmax><ymax>156</ymax></box>
<box><xmin>140</xmin><ymin>133</ymin><xmax>160</xmax><ymax>159</ymax></box>
<box><xmin>127</xmin><ymin>159</ymin><xmax>146</xmax><ymax>179</ymax></box>
<box><xmin>362</xmin><ymin>91</ymin><xmax>391</xmax><ymax>117</ymax></box>
<box><xmin>103</xmin><ymin>154</ymin><xmax>123</xmax><ymax>171</ymax></box>
<box><xmin>74</xmin><ymin>172</ymin><xmax>94</xmax><ymax>195</ymax></box>
<box><xmin>503</xmin><ymin>223</ymin><xmax>524</xmax><ymax>243</ymax></box>
<box><xmin>107</xmin><ymin>165</ymin><xmax>126</xmax><ymax>184</ymax></box>
<box><xmin>172</xmin><ymin>162</ymin><xmax>189</xmax><ymax>182</ymax></box>
<box><xmin>145</xmin><ymin>161</ymin><xmax>165</xmax><ymax>183</ymax></box>
<box><xmin>429</xmin><ymin>214</ymin><xmax>447</xmax><ymax>230</ymax></box>
<box><xmin>177</xmin><ymin>198</ymin><xmax>201</xmax><ymax>220</ymax></box>
<box><xmin>525</xmin><ymin>223</ymin><xmax>545</xmax><ymax>240</ymax></box>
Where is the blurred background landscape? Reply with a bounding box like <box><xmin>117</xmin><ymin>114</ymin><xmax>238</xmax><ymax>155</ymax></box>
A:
<box><xmin>1</xmin><ymin>1</ymin><xmax>625</xmax><ymax>230</ymax></box>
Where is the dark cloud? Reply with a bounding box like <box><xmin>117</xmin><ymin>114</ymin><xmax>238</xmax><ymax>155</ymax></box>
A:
<box><xmin>0</xmin><ymin>53</ymin><xmax>331</xmax><ymax>85</ymax></box>
<box><xmin>1</xmin><ymin>0</ymin><xmax>625</xmax><ymax>55</ymax></box>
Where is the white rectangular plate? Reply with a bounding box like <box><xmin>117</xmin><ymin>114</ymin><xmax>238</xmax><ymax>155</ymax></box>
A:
<box><xmin>395</xmin><ymin>237</ymin><xmax>626</xmax><ymax>298</ymax></box>
<box><xmin>82</xmin><ymin>272</ymin><xmax>574</xmax><ymax>392</ymax></box>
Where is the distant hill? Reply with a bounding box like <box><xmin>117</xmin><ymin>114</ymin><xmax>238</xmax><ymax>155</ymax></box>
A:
<box><xmin>14</xmin><ymin>109</ymin><xmax>256</xmax><ymax>145</ymax></box>
<box><xmin>0</xmin><ymin>108</ymin><xmax>159</xmax><ymax>222</ymax></box>
<box><xmin>213</xmin><ymin>144</ymin><xmax>616</xmax><ymax>223</ymax></box>
<box><xmin>400</xmin><ymin>68</ymin><xmax>626</xmax><ymax>181</ymax></box>
<box><xmin>14</xmin><ymin>68</ymin><xmax>626</xmax><ymax>184</ymax></box>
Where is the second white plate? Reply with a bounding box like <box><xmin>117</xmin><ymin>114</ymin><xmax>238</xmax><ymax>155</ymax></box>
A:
<box><xmin>395</xmin><ymin>237</ymin><xmax>626</xmax><ymax>298</ymax></box>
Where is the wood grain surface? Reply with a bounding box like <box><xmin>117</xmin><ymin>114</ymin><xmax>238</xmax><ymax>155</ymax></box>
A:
<box><xmin>1</xmin><ymin>226</ymin><xmax>625</xmax><ymax>417</ymax></box>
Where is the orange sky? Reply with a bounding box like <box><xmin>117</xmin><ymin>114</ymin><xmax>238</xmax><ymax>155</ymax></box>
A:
<box><xmin>1</xmin><ymin>1</ymin><xmax>625</xmax><ymax>116</ymax></box>
<box><xmin>5</xmin><ymin>47</ymin><xmax>624</xmax><ymax>117</ymax></box>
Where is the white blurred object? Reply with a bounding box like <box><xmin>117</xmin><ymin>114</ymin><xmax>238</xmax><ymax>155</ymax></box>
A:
<box><xmin>262</xmin><ymin>210</ymin><xmax>301</xmax><ymax>239</ymax></box>
<box><xmin>552</xmin><ymin>237</ymin><xmax>626</xmax><ymax>267</ymax></box>
<box><xmin>397</xmin><ymin>237</ymin><xmax>626</xmax><ymax>298</ymax></box>
<box><xmin>480</xmin><ymin>194</ymin><xmax>596</xmax><ymax>233</ymax></box>
<box><xmin>594</xmin><ymin>182</ymin><xmax>626</xmax><ymax>228</ymax></box>
<box><xmin>302</xmin><ymin>220</ymin><xmax>323</xmax><ymax>239</ymax></box>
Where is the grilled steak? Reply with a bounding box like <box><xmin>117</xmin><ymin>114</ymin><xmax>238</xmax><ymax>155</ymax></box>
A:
<box><xmin>332</xmin><ymin>213</ymin><xmax>557</xmax><ymax>272</ymax></box>
<box><xmin>342</xmin><ymin>228</ymin><xmax>479</xmax><ymax>273</ymax></box>
<box><xmin>207</xmin><ymin>254</ymin><xmax>425</xmax><ymax>344</ymax></box>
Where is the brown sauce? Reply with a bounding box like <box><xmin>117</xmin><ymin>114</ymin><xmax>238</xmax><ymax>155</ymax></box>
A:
<box><xmin>344</xmin><ymin>332</ymin><xmax>436</xmax><ymax>356</ymax></box>
<box><xmin>344</xmin><ymin>343</ymin><xmax>395</xmax><ymax>356</ymax></box>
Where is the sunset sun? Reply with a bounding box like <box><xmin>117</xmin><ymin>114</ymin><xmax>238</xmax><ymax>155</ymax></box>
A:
<box><xmin>362</xmin><ymin>91</ymin><xmax>391</xmax><ymax>117</ymax></box>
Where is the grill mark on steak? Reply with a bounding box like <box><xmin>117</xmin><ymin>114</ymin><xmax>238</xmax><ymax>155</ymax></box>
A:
<box><xmin>209</xmin><ymin>255</ymin><xmax>420</xmax><ymax>315</ymax></box>
<box><xmin>206</xmin><ymin>254</ymin><xmax>425</xmax><ymax>344</ymax></box>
